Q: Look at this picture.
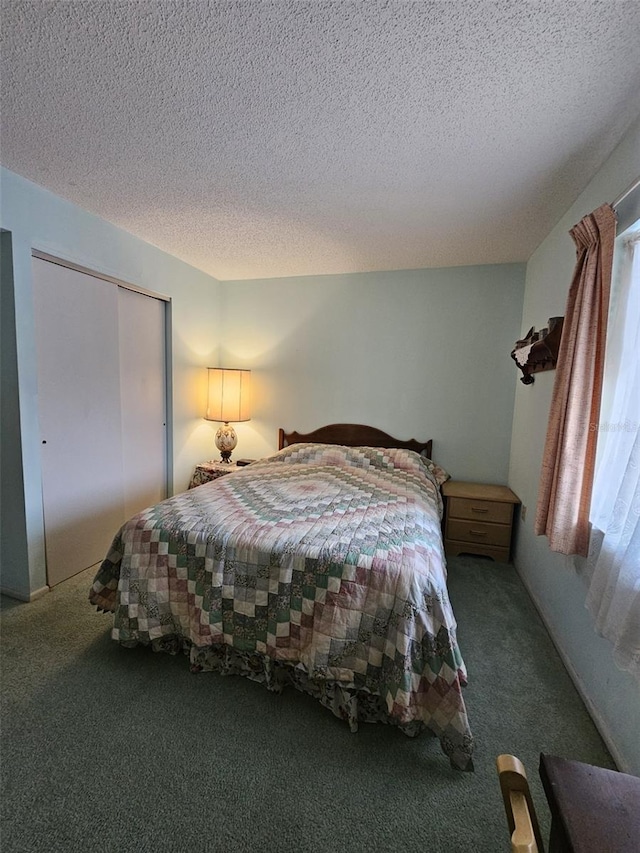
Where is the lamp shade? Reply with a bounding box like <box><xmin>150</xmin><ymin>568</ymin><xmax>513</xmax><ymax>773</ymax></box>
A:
<box><xmin>205</xmin><ymin>368</ymin><xmax>251</xmax><ymax>423</ymax></box>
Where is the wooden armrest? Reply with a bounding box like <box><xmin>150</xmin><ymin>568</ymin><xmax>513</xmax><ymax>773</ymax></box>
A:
<box><xmin>497</xmin><ymin>754</ymin><xmax>545</xmax><ymax>853</ymax></box>
<box><xmin>509</xmin><ymin>790</ymin><xmax>538</xmax><ymax>852</ymax></box>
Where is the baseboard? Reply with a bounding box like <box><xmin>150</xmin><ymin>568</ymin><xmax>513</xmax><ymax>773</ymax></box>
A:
<box><xmin>515</xmin><ymin>566</ymin><xmax>629</xmax><ymax>774</ymax></box>
<box><xmin>0</xmin><ymin>584</ymin><xmax>50</xmax><ymax>602</ymax></box>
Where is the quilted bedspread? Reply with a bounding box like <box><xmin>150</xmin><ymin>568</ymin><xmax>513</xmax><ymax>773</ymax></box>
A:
<box><xmin>90</xmin><ymin>444</ymin><xmax>474</xmax><ymax>769</ymax></box>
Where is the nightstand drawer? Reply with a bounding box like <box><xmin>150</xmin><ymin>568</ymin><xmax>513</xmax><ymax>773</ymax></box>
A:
<box><xmin>447</xmin><ymin>496</ymin><xmax>513</xmax><ymax>525</ymax></box>
<box><xmin>446</xmin><ymin>518</ymin><xmax>512</xmax><ymax>549</ymax></box>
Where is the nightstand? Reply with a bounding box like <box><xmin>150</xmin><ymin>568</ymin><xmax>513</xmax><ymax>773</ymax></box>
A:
<box><xmin>442</xmin><ymin>481</ymin><xmax>520</xmax><ymax>562</ymax></box>
<box><xmin>188</xmin><ymin>461</ymin><xmax>240</xmax><ymax>489</ymax></box>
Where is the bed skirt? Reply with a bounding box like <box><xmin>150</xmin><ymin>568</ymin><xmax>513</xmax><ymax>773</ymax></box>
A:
<box><xmin>122</xmin><ymin>634</ymin><xmax>474</xmax><ymax>771</ymax></box>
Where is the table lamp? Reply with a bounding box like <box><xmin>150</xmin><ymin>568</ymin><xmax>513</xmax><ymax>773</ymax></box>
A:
<box><xmin>204</xmin><ymin>368</ymin><xmax>251</xmax><ymax>462</ymax></box>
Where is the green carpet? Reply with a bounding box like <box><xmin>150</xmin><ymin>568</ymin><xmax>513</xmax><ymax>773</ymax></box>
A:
<box><xmin>1</xmin><ymin>556</ymin><xmax>613</xmax><ymax>852</ymax></box>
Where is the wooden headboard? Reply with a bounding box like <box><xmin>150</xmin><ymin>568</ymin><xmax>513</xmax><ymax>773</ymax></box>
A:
<box><xmin>278</xmin><ymin>423</ymin><xmax>432</xmax><ymax>458</ymax></box>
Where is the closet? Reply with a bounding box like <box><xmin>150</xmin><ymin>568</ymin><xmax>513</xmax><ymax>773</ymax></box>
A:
<box><xmin>32</xmin><ymin>255</ymin><xmax>168</xmax><ymax>587</ymax></box>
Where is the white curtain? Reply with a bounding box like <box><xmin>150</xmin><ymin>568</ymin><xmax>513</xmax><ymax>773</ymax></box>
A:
<box><xmin>585</xmin><ymin>229</ymin><xmax>640</xmax><ymax>680</ymax></box>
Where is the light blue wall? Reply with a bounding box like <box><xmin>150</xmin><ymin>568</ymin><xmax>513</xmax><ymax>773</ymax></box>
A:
<box><xmin>219</xmin><ymin>264</ymin><xmax>526</xmax><ymax>483</ymax></box>
<box><xmin>509</xmin><ymin>115</ymin><xmax>640</xmax><ymax>774</ymax></box>
<box><xmin>0</xmin><ymin>167</ymin><xmax>221</xmax><ymax>598</ymax></box>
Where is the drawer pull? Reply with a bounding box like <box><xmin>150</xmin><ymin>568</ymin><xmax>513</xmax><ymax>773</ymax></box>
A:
<box><xmin>471</xmin><ymin>507</ymin><xmax>489</xmax><ymax>513</ymax></box>
<box><xmin>469</xmin><ymin>529</ymin><xmax>488</xmax><ymax>536</ymax></box>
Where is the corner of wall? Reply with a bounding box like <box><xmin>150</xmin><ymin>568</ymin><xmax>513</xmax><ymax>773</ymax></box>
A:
<box><xmin>0</xmin><ymin>230</ymin><xmax>31</xmax><ymax>596</ymax></box>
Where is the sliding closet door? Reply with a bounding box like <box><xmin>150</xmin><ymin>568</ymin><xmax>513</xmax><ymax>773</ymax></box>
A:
<box><xmin>32</xmin><ymin>258</ymin><xmax>125</xmax><ymax>586</ymax></box>
<box><xmin>33</xmin><ymin>258</ymin><xmax>169</xmax><ymax>587</ymax></box>
<box><xmin>118</xmin><ymin>286</ymin><xmax>167</xmax><ymax>519</ymax></box>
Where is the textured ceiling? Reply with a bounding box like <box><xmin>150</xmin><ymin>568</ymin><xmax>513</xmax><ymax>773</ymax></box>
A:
<box><xmin>2</xmin><ymin>1</ymin><xmax>640</xmax><ymax>281</ymax></box>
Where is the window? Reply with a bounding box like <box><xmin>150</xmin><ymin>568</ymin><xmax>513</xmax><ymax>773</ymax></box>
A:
<box><xmin>585</xmin><ymin>217</ymin><xmax>640</xmax><ymax>680</ymax></box>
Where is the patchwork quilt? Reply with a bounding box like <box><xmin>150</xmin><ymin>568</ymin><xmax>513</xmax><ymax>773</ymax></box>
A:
<box><xmin>90</xmin><ymin>444</ymin><xmax>474</xmax><ymax>769</ymax></box>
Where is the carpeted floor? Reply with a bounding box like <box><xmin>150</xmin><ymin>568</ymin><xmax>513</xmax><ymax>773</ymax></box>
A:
<box><xmin>1</xmin><ymin>555</ymin><xmax>613</xmax><ymax>853</ymax></box>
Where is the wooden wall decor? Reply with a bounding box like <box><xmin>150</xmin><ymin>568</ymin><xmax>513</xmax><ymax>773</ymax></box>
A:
<box><xmin>511</xmin><ymin>316</ymin><xmax>564</xmax><ymax>385</ymax></box>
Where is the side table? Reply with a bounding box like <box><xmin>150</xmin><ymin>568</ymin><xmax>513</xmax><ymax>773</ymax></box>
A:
<box><xmin>188</xmin><ymin>461</ymin><xmax>239</xmax><ymax>489</ymax></box>
<box><xmin>442</xmin><ymin>480</ymin><xmax>520</xmax><ymax>562</ymax></box>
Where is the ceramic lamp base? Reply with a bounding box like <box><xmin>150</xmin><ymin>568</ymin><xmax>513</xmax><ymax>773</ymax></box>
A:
<box><xmin>215</xmin><ymin>422</ymin><xmax>237</xmax><ymax>462</ymax></box>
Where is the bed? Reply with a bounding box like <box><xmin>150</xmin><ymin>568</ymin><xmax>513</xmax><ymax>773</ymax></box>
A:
<box><xmin>89</xmin><ymin>423</ymin><xmax>474</xmax><ymax>770</ymax></box>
